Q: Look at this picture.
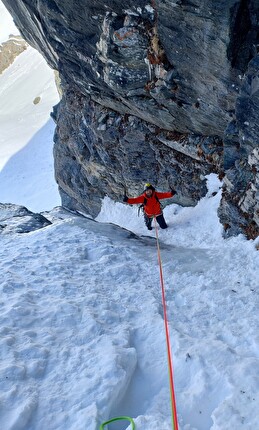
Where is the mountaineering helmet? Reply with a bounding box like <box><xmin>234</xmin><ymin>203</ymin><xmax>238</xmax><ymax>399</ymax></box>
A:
<box><xmin>144</xmin><ymin>183</ymin><xmax>155</xmax><ymax>191</ymax></box>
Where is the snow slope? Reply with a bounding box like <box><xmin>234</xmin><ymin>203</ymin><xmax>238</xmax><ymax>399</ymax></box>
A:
<box><xmin>1</xmin><ymin>178</ymin><xmax>259</xmax><ymax>430</ymax></box>
<box><xmin>0</xmin><ymin>44</ymin><xmax>60</xmax><ymax>211</ymax></box>
<box><xmin>0</xmin><ymin>1</ymin><xmax>19</xmax><ymax>43</ymax></box>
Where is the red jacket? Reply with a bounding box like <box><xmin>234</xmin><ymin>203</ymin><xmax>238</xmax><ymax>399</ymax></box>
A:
<box><xmin>127</xmin><ymin>191</ymin><xmax>174</xmax><ymax>217</ymax></box>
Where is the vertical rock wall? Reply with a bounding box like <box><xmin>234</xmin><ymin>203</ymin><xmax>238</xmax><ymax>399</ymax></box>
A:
<box><xmin>2</xmin><ymin>0</ymin><xmax>259</xmax><ymax>238</ymax></box>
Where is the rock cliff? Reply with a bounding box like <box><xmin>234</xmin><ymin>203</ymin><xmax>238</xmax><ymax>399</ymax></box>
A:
<box><xmin>2</xmin><ymin>0</ymin><xmax>259</xmax><ymax>238</ymax></box>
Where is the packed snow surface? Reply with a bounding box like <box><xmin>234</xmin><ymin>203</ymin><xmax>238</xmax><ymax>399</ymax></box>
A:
<box><xmin>1</xmin><ymin>178</ymin><xmax>259</xmax><ymax>430</ymax></box>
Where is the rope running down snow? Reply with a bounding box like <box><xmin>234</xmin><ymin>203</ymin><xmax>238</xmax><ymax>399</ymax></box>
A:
<box><xmin>154</xmin><ymin>217</ymin><xmax>179</xmax><ymax>430</ymax></box>
<box><xmin>100</xmin><ymin>218</ymin><xmax>178</xmax><ymax>430</ymax></box>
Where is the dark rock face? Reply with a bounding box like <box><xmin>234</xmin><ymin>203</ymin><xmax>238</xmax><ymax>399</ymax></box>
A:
<box><xmin>0</xmin><ymin>203</ymin><xmax>51</xmax><ymax>234</ymax></box>
<box><xmin>219</xmin><ymin>55</ymin><xmax>259</xmax><ymax>238</ymax></box>
<box><xmin>53</xmin><ymin>86</ymin><xmax>223</xmax><ymax>216</ymax></box>
<box><xmin>2</xmin><ymin>0</ymin><xmax>259</xmax><ymax>238</ymax></box>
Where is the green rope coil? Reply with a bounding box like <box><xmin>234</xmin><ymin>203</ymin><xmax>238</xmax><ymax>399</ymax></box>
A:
<box><xmin>100</xmin><ymin>416</ymin><xmax>135</xmax><ymax>429</ymax></box>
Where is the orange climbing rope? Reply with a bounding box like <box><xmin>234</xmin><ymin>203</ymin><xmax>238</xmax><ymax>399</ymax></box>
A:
<box><xmin>154</xmin><ymin>217</ymin><xmax>179</xmax><ymax>430</ymax></box>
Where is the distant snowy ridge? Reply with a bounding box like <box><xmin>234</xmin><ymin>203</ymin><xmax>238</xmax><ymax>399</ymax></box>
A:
<box><xmin>0</xmin><ymin>44</ymin><xmax>60</xmax><ymax>211</ymax></box>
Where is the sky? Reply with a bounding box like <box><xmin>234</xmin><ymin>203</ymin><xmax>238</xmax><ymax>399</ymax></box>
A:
<box><xmin>0</xmin><ymin>3</ymin><xmax>259</xmax><ymax>430</ymax></box>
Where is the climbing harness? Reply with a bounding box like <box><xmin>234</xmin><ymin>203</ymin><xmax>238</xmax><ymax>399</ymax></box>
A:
<box><xmin>154</xmin><ymin>217</ymin><xmax>179</xmax><ymax>430</ymax></box>
<box><xmin>99</xmin><ymin>415</ymin><xmax>135</xmax><ymax>429</ymax></box>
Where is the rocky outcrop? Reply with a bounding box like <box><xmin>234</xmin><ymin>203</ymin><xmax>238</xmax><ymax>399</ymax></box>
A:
<box><xmin>53</xmin><ymin>85</ymin><xmax>223</xmax><ymax>216</ymax></box>
<box><xmin>0</xmin><ymin>35</ymin><xmax>28</xmax><ymax>74</ymax></box>
<box><xmin>0</xmin><ymin>203</ymin><xmax>51</xmax><ymax>234</ymax></box>
<box><xmin>219</xmin><ymin>55</ymin><xmax>259</xmax><ymax>238</ymax></box>
<box><xmin>2</xmin><ymin>0</ymin><xmax>259</xmax><ymax>238</ymax></box>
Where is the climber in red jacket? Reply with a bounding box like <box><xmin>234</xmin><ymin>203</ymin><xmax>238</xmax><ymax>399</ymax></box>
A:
<box><xmin>123</xmin><ymin>183</ymin><xmax>177</xmax><ymax>230</ymax></box>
